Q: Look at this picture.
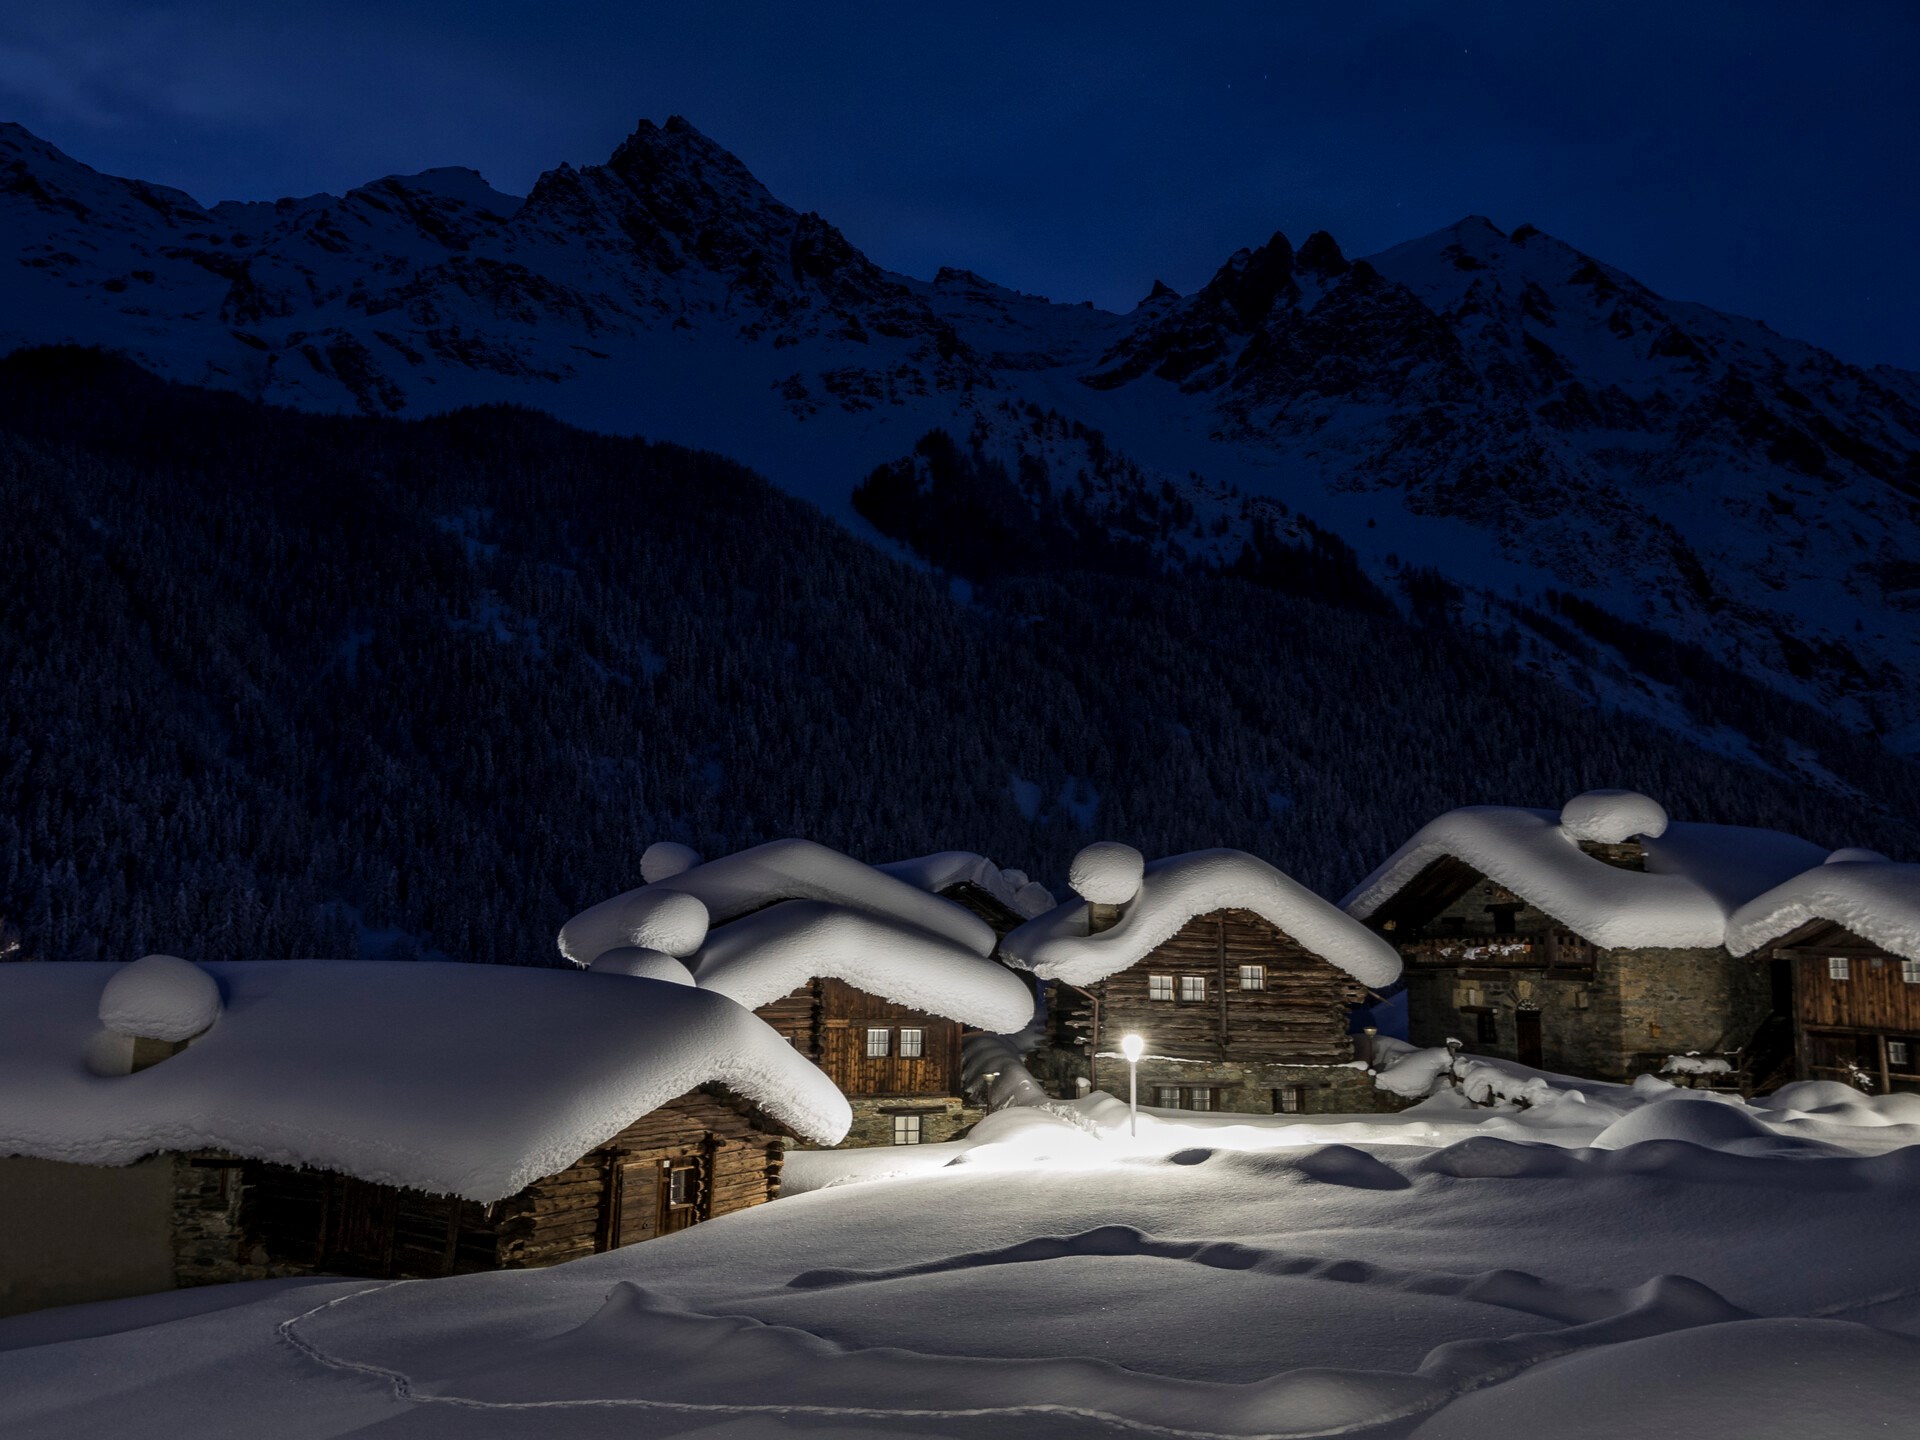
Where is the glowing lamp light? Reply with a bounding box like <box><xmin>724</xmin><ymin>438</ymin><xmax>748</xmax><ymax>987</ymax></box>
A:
<box><xmin>1120</xmin><ymin>1032</ymin><xmax>1145</xmax><ymax>1137</ymax></box>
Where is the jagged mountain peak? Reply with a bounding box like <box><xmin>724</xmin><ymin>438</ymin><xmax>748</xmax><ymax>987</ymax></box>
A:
<box><xmin>1296</xmin><ymin>230</ymin><xmax>1349</xmax><ymax>279</ymax></box>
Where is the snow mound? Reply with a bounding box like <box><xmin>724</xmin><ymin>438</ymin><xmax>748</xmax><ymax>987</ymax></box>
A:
<box><xmin>1826</xmin><ymin>846</ymin><xmax>1890</xmax><ymax>864</ymax></box>
<box><xmin>3</xmin><ymin>962</ymin><xmax>850</xmax><ymax>1200</ymax></box>
<box><xmin>1758</xmin><ymin>1079</ymin><xmax>1869</xmax><ymax>1111</ymax></box>
<box><xmin>649</xmin><ymin>838</ymin><xmax>994</xmax><ymax>953</ymax></box>
<box><xmin>558</xmin><ymin>887</ymin><xmax>710</xmax><ymax>965</ymax></box>
<box><xmin>1590</xmin><ymin>1095</ymin><xmax>1778</xmax><ymax>1150</ymax></box>
<box><xmin>97</xmin><ymin>955</ymin><xmax>222</xmax><ymax>1042</ymax></box>
<box><xmin>1006</xmin><ymin>849</ymin><xmax>1401</xmax><ymax>988</ymax></box>
<box><xmin>1726</xmin><ymin>859</ymin><xmax>1920</xmax><ymax>962</ymax></box>
<box><xmin>1345</xmin><ymin>807</ymin><xmax>1826</xmax><ymax>950</ymax></box>
<box><xmin>588</xmin><ymin>947</ymin><xmax>695</xmax><ymax>985</ymax></box>
<box><xmin>691</xmin><ymin>899</ymin><xmax>1037</xmax><ymax>1032</ymax></box>
<box><xmin>640</xmin><ymin>841</ymin><xmax>702</xmax><ymax>883</ymax></box>
<box><xmin>1068</xmin><ymin>841</ymin><xmax>1144</xmax><ymax>905</ymax></box>
<box><xmin>878</xmin><ymin>851</ymin><xmax>1057</xmax><ymax>919</ymax></box>
<box><xmin>1559</xmin><ymin>789</ymin><xmax>1668</xmax><ymax>843</ymax></box>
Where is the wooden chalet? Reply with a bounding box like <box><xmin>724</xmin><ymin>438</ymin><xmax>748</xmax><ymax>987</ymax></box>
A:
<box><xmin>0</xmin><ymin>959</ymin><xmax>849</xmax><ymax>1317</ymax></box>
<box><xmin>1003</xmin><ymin>846</ymin><xmax>1405</xmax><ymax>1115</ymax></box>
<box><xmin>1727</xmin><ymin>859</ymin><xmax>1920</xmax><ymax>1094</ymax></box>
<box><xmin>1346</xmin><ymin>796</ymin><xmax>1828</xmax><ymax>1086</ymax></box>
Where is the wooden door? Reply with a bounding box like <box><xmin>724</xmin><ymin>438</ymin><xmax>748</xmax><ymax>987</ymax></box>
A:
<box><xmin>1515</xmin><ymin>1008</ymin><xmax>1543</xmax><ymax>1068</ymax></box>
<box><xmin>324</xmin><ymin>1176</ymin><xmax>399</xmax><ymax>1275</ymax></box>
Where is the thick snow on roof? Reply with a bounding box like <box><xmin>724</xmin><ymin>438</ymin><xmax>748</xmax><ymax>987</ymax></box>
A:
<box><xmin>1344</xmin><ymin>805</ymin><xmax>1829</xmax><ymax>949</ymax></box>
<box><xmin>618</xmin><ymin>839</ymin><xmax>996</xmax><ymax>954</ymax></box>
<box><xmin>1001</xmin><ymin>848</ymin><xmax>1402</xmax><ymax>989</ymax></box>
<box><xmin>557</xmin><ymin>887</ymin><xmax>711</xmax><ymax>966</ymax></box>
<box><xmin>1726</xmin><ymin>861</ymin><xmax>1920</xmax><ymax>962</ymax></box>
<box><xmin>877</xmin><ymin>851</ymin><xmax>1057</xmax><ymax>919</ymax></box>
<box><xmin>98</xmin><ymin>954</ymin><xmax>222</xmax><ymax>1041</ymax></box>
<box><xmin>690</xmin><ymin>901</ymin><xmax>1037</xmax><ymax>1033</ymax></box>
<box><xmin>0</xmin><ymin>961</ymin><xmax>850</xmax><ymax>1201</ymax></box>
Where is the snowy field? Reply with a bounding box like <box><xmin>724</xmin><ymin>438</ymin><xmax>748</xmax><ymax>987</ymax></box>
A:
<box><xmin>7</xmin><ymin>1072</ymin><xmax>1920</xmax><ymax>1439</ymax></box>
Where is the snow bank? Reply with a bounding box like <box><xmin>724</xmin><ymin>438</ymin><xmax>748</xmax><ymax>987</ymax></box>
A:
<box><xmin>1590</xmin><ymin>1094</ymin><xmax>1778</xmax><ymax>1149</ymax></box>
<box><xmin>1004</xmin><ymin>848</ymin><xmax>1402</xmax><ymax>988</ymax></box>
<box><xmin>587</xmin><ymin>947</ymin><xmax>695</xmax><ymax>984</ymax></box>
<box><xmin>1068</xmin><ymin>842</ymin><xmax>1144</xmax><ymax>905</ymax></box>
<box><xmin>1559</xmin><ymin>789</ymin><xmax>1668</xmax><ymax>843</ymax></box>
<box><xmin>1826</xmin><ymin>846</ymin><xmax>1890</xmax><ymax>865</ymax></box>
<box><xmin>878</xmin><ymin>851</ymin><xmax>1057</xmax><ymax>919</ymax></box>
<box><xmin>1725</xmin><ymin>860</ymin><xmax>1920</xmax><ymax>962</ymax></box>
<box><xmin>557</xmin><ymin>887</ymin><xmax>710</xmax><ymax>966</ymax></box>
<box><xmin>642</xmin><ymin>838</ymin><xmax>995</xmax><ymax>953</ymax></box>
<box><xmin>0</xmin><ymin>961</ymin><xmax>850</xmax><ymax>1200</ymax></box>
<box><xmin>97</xmin><ymin>954</ymin><xmax>221</xmax><ymax>1042</ymax></box>
<box><xmin>640</xmin><ymin>840</ymin><xmax>702</xmax><ymax>882</ymax></box>
<box><xmin>1345</xmin><ymin>805</ymin><xmax>1826</xmax><ymax>949</ymax></box>
<box><xmin>690</xmin><ymin>900</ymin><xmax>1036</xmax><ymax>1033</ymax></box>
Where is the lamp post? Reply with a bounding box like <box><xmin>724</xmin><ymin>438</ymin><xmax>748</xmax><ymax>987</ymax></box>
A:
<box><xmin>1120</xmin><ymin>1032</ymin><xmax>1144</xmax><ymax>1137</ymax></box>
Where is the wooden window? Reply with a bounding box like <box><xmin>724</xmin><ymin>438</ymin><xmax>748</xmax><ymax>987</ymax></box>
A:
<box><xmin>660</xmin><ymin>1160</ymin><xmax>704</xmax><ymax>1234</ymax></box>
<box><xmin>1155</xmin><ymin>1085</ymin><xmax>1181</xmax><ymax>1107</ymax></box>
<box><xmin>898</xmin><ymin>1028</ymin><xmax>924</xmax><ymax>1058</ymax></box>
<box><xmin>892</xmin><ymin>1114</ymin><xmax>923</xmax><ymax>1145</ymax></box>
<box><xmin>1891</xmin><ymin>1041</ymin><xmax>1911</xmax><ymax>1068</ymax></box>
<box><xmin>1239</xmin><ymin>964</ymin><xmax>1265</xmax><ymax>991</ymax></box>
<box><xmin>1179</xmin><ymin>975</ymin><xmax>1207</xmax><ymax>1002</ymax></box>
<box><xmin>865</xmin><ymin>1026</ymin><xmax>891</xmax><ymax>1057</ymax></box>
<box><xmin>1274</xmin><ymin>1085</ymin><xmax>1304</xmax><ymax>1114</ymax></box>
<box><xmin>1828</xmin><ymin>956</ymin><xmax>1851</xmax><ymax>981</ymax></box>
<box><xmin>1186</xmin><ymin>1087</ymin><xmax>1212</xmax><ymax>1112</ymax></box>
<box><xmin>1903</xmin><ymin>960</ymin><xmax>1920</xmax><ymax>984</ymax></box>
<box><xmin>1476</xmin><ymin>1010</ymin><xmax>1499</xmax><ymax>1044</ymax></box>
<box><xmin>1149</xmin><ymin>974</ymin><xmax>1174</xmax><ymax>1001</ymax></box>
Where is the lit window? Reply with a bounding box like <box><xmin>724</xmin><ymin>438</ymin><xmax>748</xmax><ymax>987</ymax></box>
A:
<box><xmin>1904</xmin><ymin>960</ymin><xmax>1920</xmax><ymax>984</ymax></box>
<box><xmin>1274</xmin><ymin>1085</ymin><xmax>1303</xmax><ymax>1114</ymax></box>
<box><xmin>1179</xmin><ymin>975</ymin><xmax>1207</xmax><ymax>1002</ymax></box>
<box><xmin>898</xmin><ymin>1028</ymin><xmax>924</xmax><ymax>1058</ymax></box>
<box><xmin>1148</xmin><ymin>974</ymin><xmax>1174</xmax><ymax>1001</ymax></box>
<box><xmin>1891</xmin><ymin>1041</ymin><xmax>1911</xmax><ymax>1068</ymax></box>
<box><xmin>1187</xmin><ymin>1088</ymin><xmax>1212</xmax><ymax>1112</ymax></box>
<box><xmin>1829</xmin><ymin>956</ymin><xmax>1851</xmax><ymax>981</ymax></box>
<box><xmin>1239</xmin><ymin>965</ymin><xmax>1266</xmax><ymax>991</ymax></box>
<box><xmin>892</xmin><ymin>1114</ymin><xmax>922</xmax><ymax>1145</ymax></box>
<box><xmin>866</xmin><ymin>1027</ymin><xmax>890</xmax><ymax>1057</ymax></box>
<box><xmin>1155</xmin><ymin>1085</ymin><xmax>1180</xmax><ymax>1107</ymax></box>
<box><xmin>667</xmin><ymin>1165</ymin><xmax>695</xmax><ymax>1208</ymax></box>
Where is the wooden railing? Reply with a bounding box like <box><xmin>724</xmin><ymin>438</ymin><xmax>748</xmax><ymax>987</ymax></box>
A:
<box><xmin>1400</xmin><ymin>930</ymin><xmax>1598</xmax><ymax>973</ymax></box>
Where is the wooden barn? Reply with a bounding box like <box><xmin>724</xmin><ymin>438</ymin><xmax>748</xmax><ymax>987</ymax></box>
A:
<box><xmin>0</xmin><ymin>958</ymin><xmax>850</xmax><ymax>1317</ymax></box>
<box><xmin>1001</xmin><ymin>844</ymin><xmax>1405</xmax><ymax>1115</ymax></box>
<box><xmin>1345</xmin><ymin>792</ymin><xmax>1828</xmax><ymax>1087</ymax></box>
<box><xmin>561</xmin><ymin>839</ymin><xmax>1041</xmax><ymax>1149</ymax></box>
<box><xmin>1727</xmin><ymin>858</ymin><xmax>1920</xmax><ymax>1093</ymax></box>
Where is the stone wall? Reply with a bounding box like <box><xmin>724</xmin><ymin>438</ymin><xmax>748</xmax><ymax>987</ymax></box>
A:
<box><xmin>1125</xmin><ymin>1057</ymin><xmax>1409</xmax><ymax>1115</ymax></box>
<box><xmin>828</xmin><ymin>1095</ymin><xmax>983</xmax><ymax>1149</ymax></box>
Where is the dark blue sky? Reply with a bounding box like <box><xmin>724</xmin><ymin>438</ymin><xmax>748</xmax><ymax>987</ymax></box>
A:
<box><xmin>5</xmin><ymin>1</ymin><xmax>1916</xmax><ymax>368</ymax></box>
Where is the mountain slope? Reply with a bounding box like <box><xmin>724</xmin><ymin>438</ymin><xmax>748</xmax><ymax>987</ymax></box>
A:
<box><xmin>3</xmin><ymin>118</ymin><xmax>1916</xmax><ymax>755</ymax></box>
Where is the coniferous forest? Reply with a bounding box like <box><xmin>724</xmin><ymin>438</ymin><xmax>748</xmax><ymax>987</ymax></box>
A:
<box><xmin>5</xmin><ymin>346</ymin><xmax>1915</xmax><ymax>967</ymax></box>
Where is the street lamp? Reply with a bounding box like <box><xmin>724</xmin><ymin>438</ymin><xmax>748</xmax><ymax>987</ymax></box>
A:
<box><xmin>1120</xmin><ymin>1032</ymin><xmax>1144</xmax><ymax>1137</ymax></box>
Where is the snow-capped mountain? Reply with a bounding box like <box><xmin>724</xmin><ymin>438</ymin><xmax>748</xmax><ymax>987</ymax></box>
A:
<box><xmin>5</xmin><ymin>117</ymin><xmax>1917</xmax><ymax>753</ymax></box>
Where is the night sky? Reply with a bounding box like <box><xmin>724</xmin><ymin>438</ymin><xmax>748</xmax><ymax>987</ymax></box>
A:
<box><xmin>4</xmin><ymin>1</ymin><xmax>1916</xmax><ymax>369</ymax></box>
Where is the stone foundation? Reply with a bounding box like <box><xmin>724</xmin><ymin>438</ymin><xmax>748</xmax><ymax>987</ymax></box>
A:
<box><xmin>822</xmin><ymin>1095</ymin><xmax>984</xmax><ymax>1149</ymax></box>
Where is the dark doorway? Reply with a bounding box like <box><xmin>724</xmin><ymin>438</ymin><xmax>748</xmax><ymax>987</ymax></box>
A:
<box><xmin>324</xmin><ymin>1176</ymin><xmax>399</xmax><ymax>1274</ymax></box>
<box><xmin>1515</xmin><ymin>1008</ymin><xmax>1544</xmax><ymax>1068</ymax></box>
<box><xmin>1770</xmin><ymin>959</ymin><xmax>1794</xmax><ymax>1016</ymax></box>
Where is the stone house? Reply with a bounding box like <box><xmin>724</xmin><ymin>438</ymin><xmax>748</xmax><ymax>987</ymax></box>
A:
<box><xmin>0</xmin><ymin>956</ymin><xmax>849</xmax><ymax>1317</ymax></box>
<box><xmin>1002</xmin><ymin>843</ymin><xmax>1405</xmax><ymax>1115</ymax></box>
<box><xmin>1344</xmin><ymin>791</ymin><xmax>1827</xmax><ymax>1084</ymax></box>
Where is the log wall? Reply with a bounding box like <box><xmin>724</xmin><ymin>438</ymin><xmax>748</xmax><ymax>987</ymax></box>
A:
<box><xmin>757</xmin><ymin>979</ymin><xmax>963</xmax><ymax>1098</ymax></box>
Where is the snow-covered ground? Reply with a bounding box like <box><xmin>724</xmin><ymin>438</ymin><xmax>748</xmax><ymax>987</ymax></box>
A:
<box><xmin>6</xmin><ymin>1063</ymin><xmax>1920</xmax><ymax>1438</ymax></box>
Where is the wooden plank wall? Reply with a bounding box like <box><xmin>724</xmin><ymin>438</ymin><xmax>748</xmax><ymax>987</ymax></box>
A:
<box><xmin>236</xmin><ymin>1089</ymin><xmax>783</xmax><ymax>1279</ymax></box>
<box><xmin>1058</xmin><ymin>908</ymin><xmax>1361</xmax><ymax>1065</ymax></box>
<box><xmin>758</xmin><ymin>979</ymin><xmax>962</xmax><ymax>1097</ymax></box>
<box><xmin>1790</xmin><ymin>947</ymin><xmax>1920</xmax><ymax>1032</ymax></box>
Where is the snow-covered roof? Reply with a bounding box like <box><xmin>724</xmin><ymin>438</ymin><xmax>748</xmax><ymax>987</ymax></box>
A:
<box><xmin>690</xmin><ymin>901</ymin><xmax>1037</xmax><ymax>1033</ymax></box>
<box><xmin>0</xmin><ymin>961</ymin><xmax>851</xmax><ymax>1202</ymax></box>
<box><xmin>1343</xmin><ymin>801</ymin><xmax>1829</xmax><ymax>950</ymax></box>
<box><xmin>1726</xmin><ymin>861</ymin><xmax>1920</xmax><ymax>962</ymax></box>
<box><xmin>1001</xmin><ymin>848</ymin><xmax>1403</xmax><ymax>989</ymax></box>
<box><xmin>877</xmin><ymin>851</ymin><xmax>1057</xmax><ymax>920</ymax></box>
<box><xmin>567</xmin><ymin>839</ymin><xmax>995</xmax><ymax>964</ymax></box>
